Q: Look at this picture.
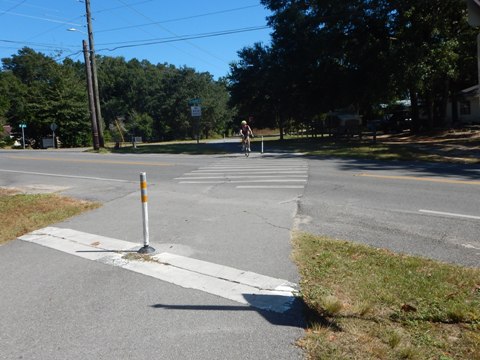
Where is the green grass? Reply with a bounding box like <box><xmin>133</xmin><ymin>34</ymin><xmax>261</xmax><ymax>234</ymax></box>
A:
<box><xmin>0</xmin><ymin>189</ymin><xmax>100</xmax><ymax>244</ymax></box>
<box><xmin>258</xmin><ymin>137</ymin><xmax>466</xmax><ymax>162</ymax></box>
<box><xmin>89</xmin><ymin>136</ymin><xmax>479</xmax><ymax>164</ymax></box>
<box><xmin>107</xmin><ymin>142</ymin><xmax>229</xmax><ymax>155</ymax></box>
<box><xmin>293</xmin><ymin>232</ymin><xmax>480</xmax><ymax>359</ymax></box>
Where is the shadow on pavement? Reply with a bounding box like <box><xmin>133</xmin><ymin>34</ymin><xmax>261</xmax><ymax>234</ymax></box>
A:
<box><xmin>308</xmin><ymin>156</ymin><xmax>480</xmax><ymax>181</ymax></box>
<box><xmin>151</xmin><ymin>295</ymin><xmax>307</xmax><ymax>328</ymax></box>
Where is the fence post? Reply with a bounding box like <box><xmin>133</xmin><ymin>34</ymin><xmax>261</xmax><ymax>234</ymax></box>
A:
<box><xmin>138</xmin><ymin>172</ymin><xmax>155</xmax><ymax>254</ymax></box>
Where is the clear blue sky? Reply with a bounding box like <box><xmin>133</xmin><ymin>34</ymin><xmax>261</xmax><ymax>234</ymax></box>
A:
<box><xmin>0</xmin><ymin>0</ymin><xmax>273</xmax><ymax>79</ymax></box>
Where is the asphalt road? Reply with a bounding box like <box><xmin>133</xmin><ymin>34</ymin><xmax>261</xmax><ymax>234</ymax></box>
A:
<box><xmin>298</xmin><ymin>158</ymin><xmax>480</xmax><ymax>268</ymax></box>
<box><xmin>0</xmin><ymin>149</ymin><xmax>306</xmax><ymax>360</ymax></box>
<box><xmin>1</xmin><ymin>148</ymin><xmax>479</xmax><ymax>359</ymax></box>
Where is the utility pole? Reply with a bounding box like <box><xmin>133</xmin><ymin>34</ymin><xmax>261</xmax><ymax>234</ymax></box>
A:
<box><xmin>85</xmin><ymin>0</ymin><xmax>104</xmax><ymax>147</ymax></box>
<box><xmin>83</xmin><ymin>40</ymin><xmax>100</xmax><ymax>150</ymax></box>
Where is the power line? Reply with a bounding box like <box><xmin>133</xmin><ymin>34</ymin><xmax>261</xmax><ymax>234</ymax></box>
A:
<box><xmin>0</xmin><ymin>0</ymin><xmax>27</xmax><ymax>17</ymax></box>
<box><xmin>98</xmin><ymin>26</ymin><xmax>269</xmax><ymax>51</ymax></box>
<box><xmin>113</xmin><ymin>0</ymin><xmax>227</xmax><ymax>68</ymax></box>
<box><xmin>112</xmin><ymin>1</ymin><xmax>263</xmax><ymax>65</ymax></box>
<box><xmin>96</xmin><ymin>4</ymin><xmax>261</xmax><ymax>33</ymax></box>
<box><xmin>95</xmin><ymin>0</ymin><xmax>155</xmax><ymax>14</ymax></box>
<box><xmin>0</xmin><ymin>38</ymin><xmax>76</xmax><ymax>51</ymax></box>
<box><xmin>0</xmin><ymin>10</ymin><xmax>82</xmax><ymax>26</ymax></box>
<box><xmin>97</xmin><ymin>26</ymin><xmax>268</xmax><ymax>46</ymax></box>
<box><xmin>60</xmin><ymin>25</ymin><xmax>269</xmax><ymax>59</ymax></box>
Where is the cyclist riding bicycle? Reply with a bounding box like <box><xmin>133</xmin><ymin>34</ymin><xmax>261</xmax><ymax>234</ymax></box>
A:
<box><xmin>240</xmin><ymin>120</ymin><xmax>254</xmax><ymax>151</ymax></box>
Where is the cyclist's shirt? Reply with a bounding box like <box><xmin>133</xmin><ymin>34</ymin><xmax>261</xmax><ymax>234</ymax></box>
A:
<box><xmin>241</xmin><ymin>125</ymin><xmax>252</xmax><ymax>138</ymax></box>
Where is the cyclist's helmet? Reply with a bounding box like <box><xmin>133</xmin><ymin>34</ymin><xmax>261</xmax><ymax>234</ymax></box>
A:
<box><xmin>241</xmin><ymin>120</ymin><xmax>247</xmax><ymax>125</ymax></box>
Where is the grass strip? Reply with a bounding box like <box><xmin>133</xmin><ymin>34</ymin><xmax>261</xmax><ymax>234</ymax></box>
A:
<box><xmin>108</xmin><ymin>142</ymin><xmax>228</xmax><ymax>155</ymax></box>
<box><xmin>92</xmin><ymin>137</ymin><xmax>479</xmax><ymax>164</ymax></box>
<box><xmin>262</xmin><ymin>138</ymin><xmax>479</xmax><ymax>164</ymax></box>
<box><xmin>0</xmin><ymin>189</ymin><xmax>100</xmax><ymax>244</ymax></box>
<box><xmin>292</xmin><ymin>232</ymin><xmax>480</xmax><ymax>360</ymax></box>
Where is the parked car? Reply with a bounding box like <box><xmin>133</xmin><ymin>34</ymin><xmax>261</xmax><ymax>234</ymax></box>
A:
<box><xmin>369</xmin><ymin>111</ymin><xmax>411</xmax><ymax>133</ymax></box>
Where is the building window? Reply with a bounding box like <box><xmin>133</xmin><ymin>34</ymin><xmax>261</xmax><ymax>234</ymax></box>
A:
<box><xmin>460</xmin><ymin>101</ymin><xmax>471</xmax><ymax>115</ymax></box>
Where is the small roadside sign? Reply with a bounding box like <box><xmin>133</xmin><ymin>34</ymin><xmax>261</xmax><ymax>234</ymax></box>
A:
<box><xmin>50</xmin><ymin>123</ymin><xmax>58</xmax><ymax>131</ymax></box>
<box><xmin>191</xmin><ymin>105</ymin><xmax>201</xmax><ymax>117</ymax></box>
<box><xmin>19</xmin><ymin>123</ymin><xmax>27</xmax><ymax>128</ymax></box>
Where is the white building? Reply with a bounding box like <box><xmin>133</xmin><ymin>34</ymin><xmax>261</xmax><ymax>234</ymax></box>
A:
<box><xmin>447</xmin><ymin>85</ymin><xmax>480</xmax><ymax>124</ymax></box>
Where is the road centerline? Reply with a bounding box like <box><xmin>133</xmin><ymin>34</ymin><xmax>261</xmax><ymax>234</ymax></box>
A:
<box><xmin>356</xmin><ymin>173</ymin><xmax>480</xmax><ymax>186</ymax></box>
<box><xmin>5</xmin><ymin>155</ymin><xmax>173</xmax><ymax>167</ymax></box>
<box><xmin>0</xmin><ymin>169</ymin><xmax>134</xmax><ymax>183</ymax></box>
<box><xmin>419</xmin><ymin>209</ymin><xmax>480</xmax><ymax>220</ymax></box>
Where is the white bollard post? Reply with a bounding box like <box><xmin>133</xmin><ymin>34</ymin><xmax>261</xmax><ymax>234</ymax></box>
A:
<box><xmin>138</xmin><ymin>172</ymin><xmax>155</xmax><ymax>254</ymax></box>
<box><xmin>261</xmin><ymin>136</ymin><xmax>264</xmax><ymax>154</ymax></box>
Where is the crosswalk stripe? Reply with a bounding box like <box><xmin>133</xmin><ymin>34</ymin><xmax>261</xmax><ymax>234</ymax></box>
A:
<box><xmin>199</xmin><ymin>166</ymin><xmax>308</xmax><ymax>169</ymax></box>
<box><xmin>180</xmin><ymin>179</ymin><xmax>306</xmax><ymax>184</ymax></box>
<box><xmin>19</xmin><ymin>227</ymin><xmax>297</xmax><ymax>313</ymax></box>
<box><xmin>178</xmin><ymin>158</ymin><xmax>308</xmax><ymax>189</ymax></box>
<box><xmin>190</xmin><ymin>171</ymin><xmax>306</xmax><ymax>175</ymax></box>
<box><xmin>192</xmin><ymin>168</ymin><xmax>306</xmax><ymax>172</ymax></box>
<box><xmin>237</xmin><ymin>186</ymin><xmax>305</xmax><ymax>189</ymax></box>
<box><xmin>176</xmin><ymin>175</ymin><xmax>308</xmax><ymax>180</ymax></box>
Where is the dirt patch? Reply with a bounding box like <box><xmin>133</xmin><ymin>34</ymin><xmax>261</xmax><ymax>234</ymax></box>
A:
<box><xmin>0</xmin><ymin>188</ymin><xmax>21</xmax><ymax>196</ymax></box>
<box><xmin>378</xmin><ymin>128</ymin><xmax>480</xmax><ymax>163</ymax></box>
<box><xmin>379</xmin><ymin>128</ymin><xmax>480</xmax><ymax>144</ymax></box>
<box><xmin>0</xmin><ymin>185</ymin><xmax>70</xmax><ymax>195</ymax></box>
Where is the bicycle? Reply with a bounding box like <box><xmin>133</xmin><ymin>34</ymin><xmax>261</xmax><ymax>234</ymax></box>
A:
<box><xmin>241</xmin><ymin>135</ymin><xmax>252</xmax><ymax>157</ymax></box>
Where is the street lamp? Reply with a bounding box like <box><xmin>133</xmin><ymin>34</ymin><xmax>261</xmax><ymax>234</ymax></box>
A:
<box><xmin>67</xmin><ymin>27</ymin><xmax>86</xmax><ymax>34</ymax></box>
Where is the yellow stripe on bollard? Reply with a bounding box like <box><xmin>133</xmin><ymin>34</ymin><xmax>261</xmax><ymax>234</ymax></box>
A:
<box><xmin>140</xmin><ymin>177</ymin><xmax>148</xmax><ymax>203</ymax></box>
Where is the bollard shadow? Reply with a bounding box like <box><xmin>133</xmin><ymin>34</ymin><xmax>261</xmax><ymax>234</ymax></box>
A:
<box><xmin>151</xmin><ymin>293</ymin><xmax>307</xmax><ymax>328</ymax></box>
<box><xmin>75</xmin><ymin>249</ymin><xmax>138</xmax><ymax>253</ymax></box>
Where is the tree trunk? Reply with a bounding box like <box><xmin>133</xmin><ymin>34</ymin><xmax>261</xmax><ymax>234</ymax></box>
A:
<box><xmin>439</xmin><ymin>78</ymin><xmax>449</xmax><ymax>127</ymax></box>
<box><xmin>450</xmin><ymin>90</ymin><xmax>458</xmax><ymax>127</ymax></box>
<box><xmin>278</xmin><ymin>113</ymin><xmax>284</xmax><ymax>141</ymax></box>
<box><xmin>410</xmin><ymin>89</ymin><xmax>420</xmax><ymax>133</ymax></box>
<box><xmin>426</xmin><ymin>93</ymin><xmax>434</xmax><ymax>130</ymax></box>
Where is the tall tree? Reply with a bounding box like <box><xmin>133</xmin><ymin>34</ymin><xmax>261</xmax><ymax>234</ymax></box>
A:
<box><xmin>228</xmin><ymin>0</ymin><xmax>478</xmax><ymax>133</ymax></box>
<box><xmin>1</xmin><ymin>48</ymin><xmax>90</xmax><ymax>146</ymax></box>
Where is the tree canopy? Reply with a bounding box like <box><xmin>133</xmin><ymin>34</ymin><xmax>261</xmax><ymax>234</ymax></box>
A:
<box><xmin>228</xmin><ymin>0</ymin><xmax>478</xmax><ymax>132</ymax></box>
<box><xmin>1</xmin><ymin>48</ymin><xmax>233</xmax><ymax>147</ymax></box>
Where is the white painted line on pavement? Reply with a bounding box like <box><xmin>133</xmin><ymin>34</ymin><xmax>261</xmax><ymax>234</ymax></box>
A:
<box><xmin>190</xmin><ymin>172</ymin><xmax>307</xmax><ymax>176</ymax></box>
<box><xmin>419</xmin><ymin>209</ymin><xmax>480</xmax><ymax>220</ymax></box>
<box><xmin>18</xmin><ymin>227</ymin><xmax>297</xmax><ymax>313</ymax></box>
<box><xmin>198</xmin><ymin>164</ymin><xmax>308</xmax><ymax>170</ymax></box>
<box><xmin>193</xmin><ymin>168</ymin><xmax>306</xmax><ymax>173</ymax></box>
<box><xmin>236</xmin><ymin>186</ymin><xmax>305</xmax><ymax>189</ymax></box>
<box><xmin>175</xmin><ymin>175</ymin><xmax>308</xmax><ymax>180</ymax></box>
<box><xmin>462</xmin><ymin>243</ymin><xmax>480</xmax><ymax>250</ymax></box>
<box><xmin>0</xmin><ymin>169</ymin><xmax>133</xmax><ymax>183</ymax></box>
<box><xmin>180</xmin><ymin>179</ymin><xmax>306</xmax><ymax>184</ymax></box>
<box><xmin>19</xmin><ymin>227</ymin><xmax>139</xmax><ymax>260</ymax></box>
<box><xmin>231</xmin><ymin>179</ymin><xmax>306</xmax><ymax>183</ymax></box>
<box><xmin>179</xmin><ymin>181</ymin><xmax>225</xmax><ymax>184</ymax></box>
